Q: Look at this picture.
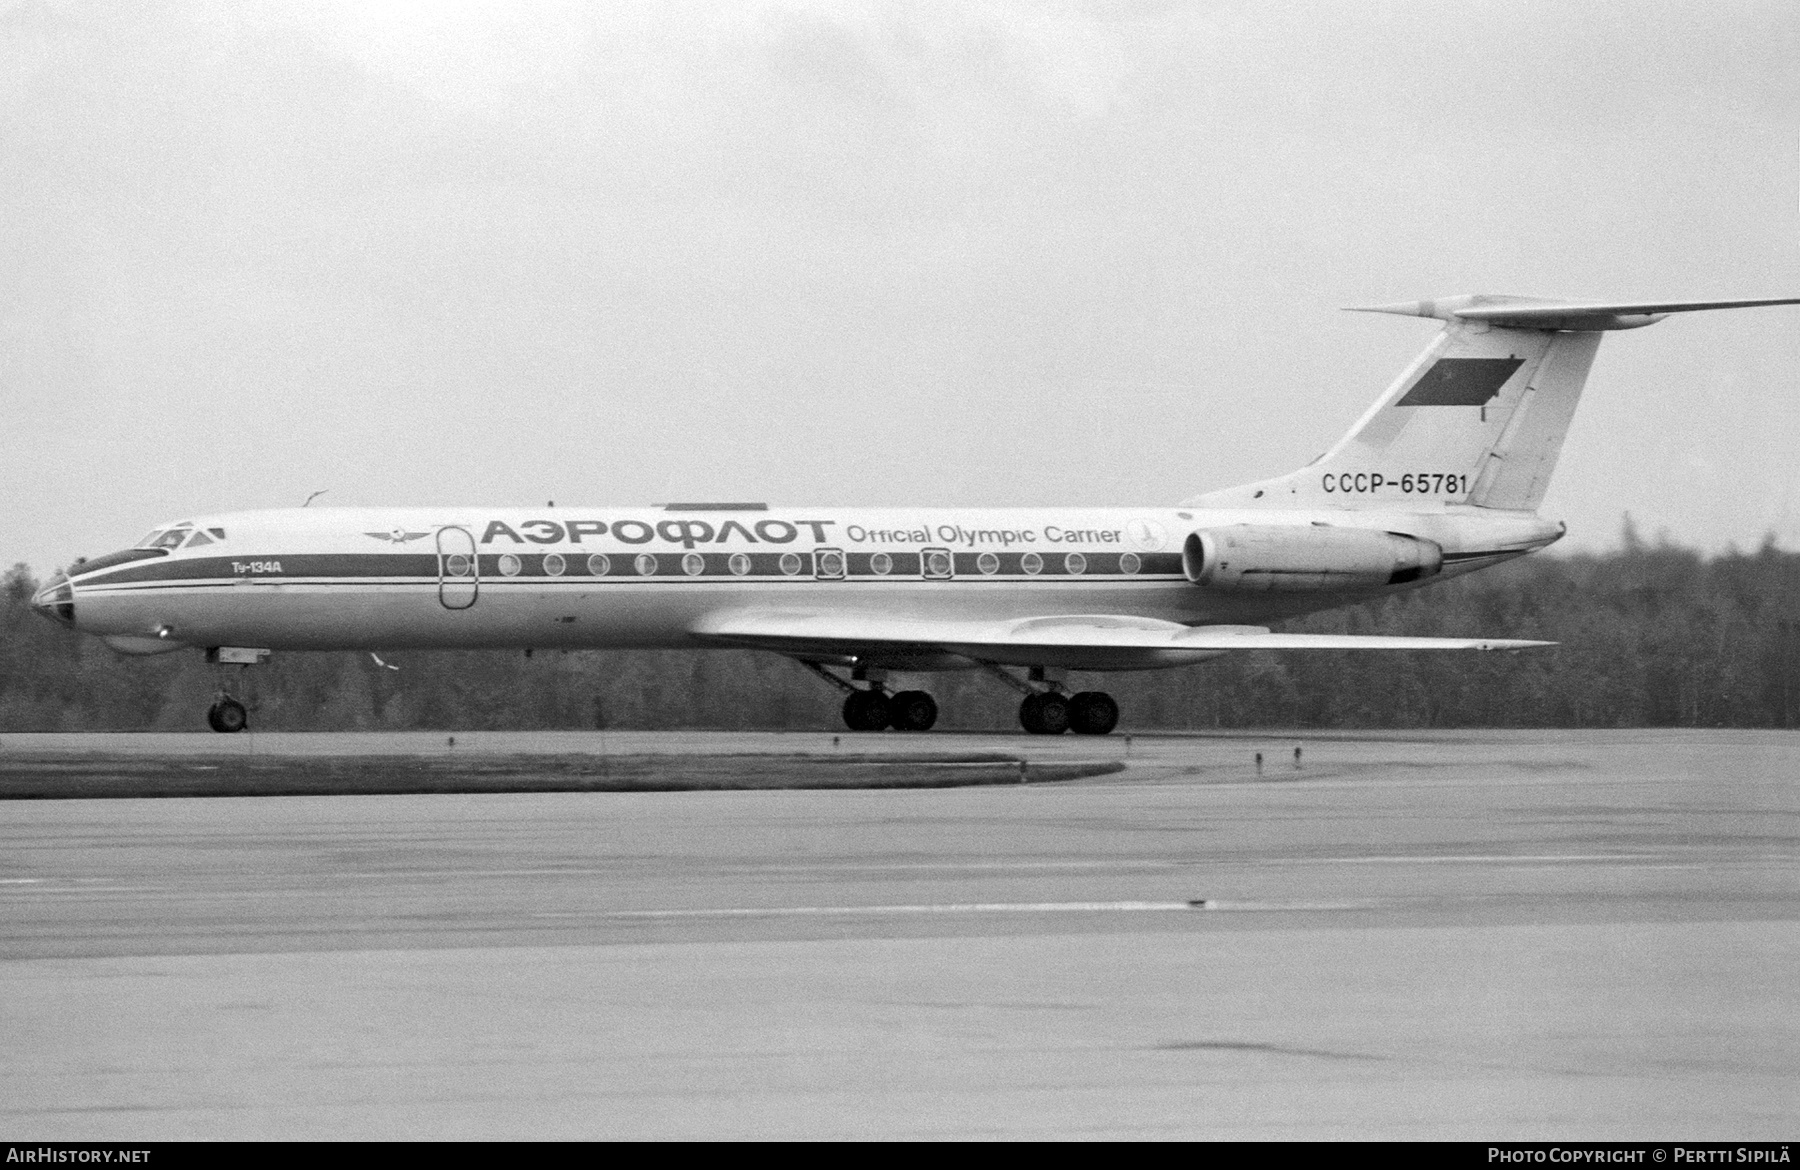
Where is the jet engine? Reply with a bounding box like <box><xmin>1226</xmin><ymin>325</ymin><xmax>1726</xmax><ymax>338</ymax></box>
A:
<box><xmin>1182</xmin><ymin>525</ymin><xmax>1443</xmax><ymax>592</ymax></box>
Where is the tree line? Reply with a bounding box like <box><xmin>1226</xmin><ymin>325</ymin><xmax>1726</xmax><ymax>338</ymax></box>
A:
<box><xmin>3</xmin><ymin>534</ymin><xmax>1797</xmax><ymax>732</ymax></box>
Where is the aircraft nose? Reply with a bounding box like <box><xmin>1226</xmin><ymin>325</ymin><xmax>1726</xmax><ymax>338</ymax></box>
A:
<box><xmin>31</xmin><ymin>573</ymin><xmax>74</xmax><ymax>626</ymax></box>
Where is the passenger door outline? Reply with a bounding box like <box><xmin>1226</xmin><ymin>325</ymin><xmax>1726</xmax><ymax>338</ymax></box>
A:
<box><xmin>436</xmin><ymin>525</ymin><xmax>480</xmax><ymax>610</ymax></box>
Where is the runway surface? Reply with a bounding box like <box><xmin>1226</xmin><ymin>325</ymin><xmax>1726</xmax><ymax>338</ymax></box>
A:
<box><xmin>2</xmin><ymin>729</ymin><xmax>1796</xmax><ymax>1139</ymax></box>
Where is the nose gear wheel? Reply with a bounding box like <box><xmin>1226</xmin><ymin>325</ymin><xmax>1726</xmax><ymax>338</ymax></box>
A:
<box><xmin>206</xmin><ymin>697</ymin><xmax>248</xmax><ymax>733</ymax></box>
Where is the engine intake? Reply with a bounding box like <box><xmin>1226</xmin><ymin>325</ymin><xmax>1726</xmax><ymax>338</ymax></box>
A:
<box><xmin>1182</xmin><ymin>525</ymin><xmax>1443</xmax><ymax>592</ymax></box>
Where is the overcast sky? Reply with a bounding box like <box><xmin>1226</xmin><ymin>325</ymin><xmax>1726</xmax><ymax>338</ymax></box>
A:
<box><xmin>2</xmin><ymin>0</ymin><xmax>1796</xmax><ymax>574</ymax></box>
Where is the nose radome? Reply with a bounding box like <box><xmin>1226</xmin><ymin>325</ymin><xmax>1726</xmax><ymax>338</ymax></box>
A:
<box><xmin>31</xmin><ymin>573</ymin><xmax>74</xmax><ymax>626</ymax></box>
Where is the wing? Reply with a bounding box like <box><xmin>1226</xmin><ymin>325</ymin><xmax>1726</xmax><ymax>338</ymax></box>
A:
<box><xmin>689</xmin><ymin>609</ymin><xmax>1552</xmax><ymax>672</ymax></box>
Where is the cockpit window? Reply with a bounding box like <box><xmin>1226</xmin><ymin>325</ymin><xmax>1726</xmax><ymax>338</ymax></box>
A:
<box><xmin>147</xmin><ymin>527</ymin><xmax>192</xmax><ymax>550</ymax></box>
<box><xmin>136</xmin><ymin>524</ymin><xmax>216</xmax><ymax>550</ymax></box>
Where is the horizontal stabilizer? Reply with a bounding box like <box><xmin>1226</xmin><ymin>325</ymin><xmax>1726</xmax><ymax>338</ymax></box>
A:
<box><xmin>1347</xmin><ymin>294</ymin><xmax>1800</xmax><ymax>332</ymax></box>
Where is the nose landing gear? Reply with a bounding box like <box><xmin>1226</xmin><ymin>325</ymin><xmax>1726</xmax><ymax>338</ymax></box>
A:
<box><xmin>202</xmin><ymin>646</ymin><xmax>270</xmax><ymax>733</ymax></box>
<box><xmin>206</xmin><ymin>696</ymin><xmax>249</xmax><ymax>734</ymax></box>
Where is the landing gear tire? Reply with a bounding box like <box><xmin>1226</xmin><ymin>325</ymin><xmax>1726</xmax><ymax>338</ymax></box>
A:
<box><xmin>889</xmin><ymin>690</ymin><xmax>938</xmax><ymax>732</ymax></box>
<box><xmin>842</xmin><ymin>690</ymin><xmax>892</xmax><ymax>732</ymax></box>
<box><xmin>1019</xmin><ymin>692</ymin><xmax>1070</xmax><ymax>735</ymax></box>
<box><xmin>1069</xmin><ymin>691</ymin><xmax>1119</xmax><ymax>736</ymax></box>
<box><xmin>207</xmin><ymin>697</ymin><xmax>248</xmax><ymax>734</ymax></box>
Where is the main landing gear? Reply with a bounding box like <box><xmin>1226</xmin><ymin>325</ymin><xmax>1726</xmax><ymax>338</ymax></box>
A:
<box><xmin>801</xmin><ymin>660</ymin><xmax>1118</xmax><ymax>736</ymax></box>
<box><xmin>842</xmin><ymin>688</ymin><xmax>939</xmax><ymax>732</ymax></box>
<box><xmin>986</xmin><ymin>665</ymin><xmax>1118</xmax><ymax>736</ymax></box>
<box><xmin>1018</xmin><ymin>690</ymin><xmax>1118</xmax><ymax>736</ymax></box>
<box><xmin>800</xmin><ymin>661</ymin><xmax>938</xmax><ymax>731</ymax></box>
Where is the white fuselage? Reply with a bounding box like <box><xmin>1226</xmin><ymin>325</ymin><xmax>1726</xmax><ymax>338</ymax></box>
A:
<box><xmin>57</xmin><ymin>504</ymin><xmax>1562</xmax><ymax>663</ymax></box>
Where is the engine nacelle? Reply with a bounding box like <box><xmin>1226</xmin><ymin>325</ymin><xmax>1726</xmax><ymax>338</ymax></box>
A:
<box><xmin>1182</xmin><ymin>525</ymin><xmax>1443</xmax><ymax>592</ymax></box>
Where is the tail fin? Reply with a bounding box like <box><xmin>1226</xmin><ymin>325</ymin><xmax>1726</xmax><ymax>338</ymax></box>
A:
<box><xmin>1187</xmin><ymin>295</ymin><xmax>1800</xmax><ymax>513</ymax></box>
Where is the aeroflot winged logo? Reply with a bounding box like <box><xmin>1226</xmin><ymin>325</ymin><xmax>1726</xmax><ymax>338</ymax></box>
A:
<box><xmin>364</xmin><ymin>529</ymin><xmax>432</xmax><ymax>544</ymax></box>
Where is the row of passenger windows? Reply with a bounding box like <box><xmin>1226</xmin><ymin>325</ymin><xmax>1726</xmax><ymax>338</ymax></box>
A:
<box><xmin>441</xmin><ymin>550</ymin><xmax>1144</xmax><ymax>579</ymax></box>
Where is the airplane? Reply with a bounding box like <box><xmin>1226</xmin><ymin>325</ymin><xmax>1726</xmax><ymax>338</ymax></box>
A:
<box><xmin>32</xmin><ymin>294</ymin><xmax>1800</xmax><ymax>735</ymax></box>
